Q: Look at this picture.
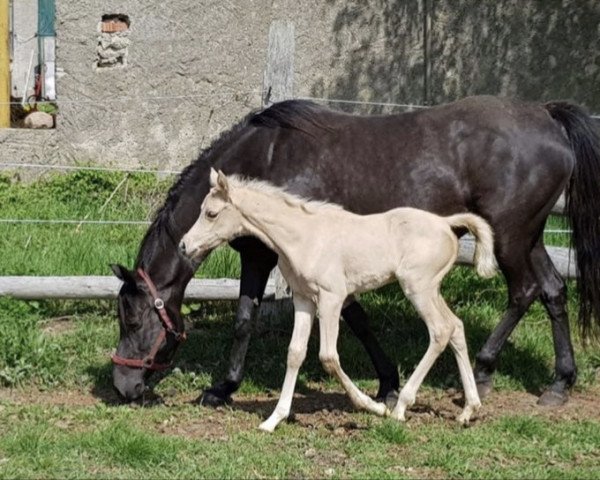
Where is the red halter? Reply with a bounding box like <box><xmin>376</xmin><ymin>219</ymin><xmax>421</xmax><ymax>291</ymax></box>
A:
<box><xmin>111</xmin><ymin>268</ymin><xmax>186</xmax><ymax>371</ymax></box>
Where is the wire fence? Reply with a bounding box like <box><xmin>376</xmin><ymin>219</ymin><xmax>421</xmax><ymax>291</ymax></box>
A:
<box><xmin>4</xmin><ymin>92</ymin><xmax>600</xmax><ymax>119</ymax></box>
<box><xmin>0</xmin><ymin>92</ymin><xmax>577</xmax><ymax>236</ymax></box>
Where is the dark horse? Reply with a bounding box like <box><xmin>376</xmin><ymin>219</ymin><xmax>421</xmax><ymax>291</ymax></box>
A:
<box><xmin>110</xmin><ymin>95</ymin><xmax>600</xmax><ymax>407</ymax></box>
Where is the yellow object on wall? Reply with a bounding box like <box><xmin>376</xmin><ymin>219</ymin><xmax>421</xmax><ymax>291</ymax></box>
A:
<box><xmin>0</xmin><ymin>0</ymin><xmax>9</xmax><ymax>127</ymax></box>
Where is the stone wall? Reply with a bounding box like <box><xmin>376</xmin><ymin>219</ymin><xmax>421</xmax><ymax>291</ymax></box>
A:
<box><xmin>1</xmin><ymin>0</ymin><xmax>599</xmax><ymax>169</ymax></box>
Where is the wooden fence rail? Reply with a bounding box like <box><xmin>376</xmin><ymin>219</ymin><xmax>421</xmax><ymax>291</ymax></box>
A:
<box><xmin>0</xmin><ymin>277</ymin><xmax>276</xmax><ymax>301</ymax></box>
<box><xmin>0</xmin><ymin>241</ymin><xmax>575</xmax><ymax>301</ymax></box>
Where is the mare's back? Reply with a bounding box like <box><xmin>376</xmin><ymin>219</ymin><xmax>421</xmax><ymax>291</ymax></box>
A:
<box><xmin>227</xmin><ymin>96</ymin><xmax>573</xmax><ymax>219</ymax></box>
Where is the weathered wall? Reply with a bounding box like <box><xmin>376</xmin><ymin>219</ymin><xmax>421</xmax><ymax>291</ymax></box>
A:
<box><xmin>1</xmin><ymin>0</ymin><xmax>599</xmax><ymax>168</ymax></box>
<box><xmin>310</xmin><ymin>0</ymin><xmax>600</xmax><ymax>113</ymax></box>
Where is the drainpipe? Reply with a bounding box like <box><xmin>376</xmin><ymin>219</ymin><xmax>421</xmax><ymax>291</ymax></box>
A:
<box><xmin>38</xmin><ymin>0</ymin><xmax>55</xmax><ymax>100</ymax></box>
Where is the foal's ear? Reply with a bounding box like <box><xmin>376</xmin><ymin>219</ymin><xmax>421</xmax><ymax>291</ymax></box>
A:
<box><xmin>216</xmin><ymin>170</ymin><xmax>231</xmax><ymax>200</ymax></box>
<box><xmin>209</xmin><ymin>168</ymin><xmax>218</xmax><ymax>187</ymax></box>
<box><xmin>110</xmin><ymin>264</ymin><xmax>136</xmax><ymax>285</ymax></box>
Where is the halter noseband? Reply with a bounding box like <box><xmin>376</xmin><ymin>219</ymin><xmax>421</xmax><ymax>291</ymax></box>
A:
<box><xmin>111</xmin><ymin>268</ymin><xmax>187</xmax><ymax>371</ymax></box>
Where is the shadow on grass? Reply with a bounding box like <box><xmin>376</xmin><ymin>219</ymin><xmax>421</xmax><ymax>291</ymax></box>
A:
<box><xmin>230</xmin><ymin>390</ymin><xmax>354</xmax><ymax>419</ymax></box>
<box><xmin>88</xmin><ymin>267</ymin><xmax>557</xmax><ymax>405</ymax></box>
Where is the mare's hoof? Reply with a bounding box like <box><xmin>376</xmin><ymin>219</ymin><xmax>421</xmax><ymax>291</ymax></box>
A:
<box><xmin>476</xmin><ymin>380</ymin><xmax>493</xmax><ymax>400</ymax></box>
<box><xmin>379</xmin><ymin>390</ymin><xmax>399</xmax><ymax>411</ymax></box>
<box><xmin>537</xmin><ymin>389</ymin><xmax>568</xmax><ymax>407</ymax></box>
<box><xmin>198</xmin><ymin>390</ymin><xmax>232</xmax><ymax>407</ymax></box>
<box><xmin>375</xmin><ymin>390</ymin><xmax>399</xmax><ymax>411</ymax></box>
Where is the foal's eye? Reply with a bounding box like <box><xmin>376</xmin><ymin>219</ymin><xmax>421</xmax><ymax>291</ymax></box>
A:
<box><xmin>206</xmin><ymin>210</ymin><xmax>218</xmax><ymax>219</ymax></box>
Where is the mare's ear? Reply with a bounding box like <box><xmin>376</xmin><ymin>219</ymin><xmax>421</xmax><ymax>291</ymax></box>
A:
<box><xmin>209</xmin><ymin>168</ymin><xmax>218</xmax><ymax>187</ymax></box>
<box><xmin>216</xmin><ymin>170</ymin><xmax>231</xmax><ymax>201</ymax></box>
<box><xmin>110</xmin><ymin>264</ymin><xmax>136</xmax><ymax>285</ymax></box>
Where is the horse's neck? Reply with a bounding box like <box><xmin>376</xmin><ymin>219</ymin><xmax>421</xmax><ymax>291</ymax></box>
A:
<box><xmin>234</xmin><ymin>188</ymin><xmax>313</xmax><ymax>262</ymax></box>
<box><xmin>138</xmin><ymin>233</ymin><xmax>194</xmax><ymax>302</ymax></box>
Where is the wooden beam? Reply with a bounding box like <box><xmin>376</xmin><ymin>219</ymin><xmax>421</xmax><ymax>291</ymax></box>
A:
<box><xmin>0</xmin><ymin>241</ymin><xmax>578</xmax><ymax>301</ymax></box>
<box><xmin>262</xmin><ymin>20</ymin><xmax>295</xmax><ymax>302</ymax></box>
<box><xmin>457</xmin><ymin>239</ymin><xmax>576</xmax><ymax>279</ymax></box>
<box><xmin>263</xmin><ymin>20</ymin><xmax>294</xmax><ymax>106</ymax></box>
<box><xmin>0</xmin><ymin>0</ymin><xmax>10</xmax><ymax>127</ymax></box>
<box><xmin>0</xmin><ymin>277</ymin><xmax>276</xmax><ymax>301</ymax></box>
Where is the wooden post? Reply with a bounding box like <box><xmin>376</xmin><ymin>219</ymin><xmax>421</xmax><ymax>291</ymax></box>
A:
<box><xmin>261</xmin><ymin>20</ymin><xmax>295</xmax><ymax>319</ymax></box>
<box><xmin>0</xmin><ymin>0</ymin><xmax>10</xmax><ymax>127</ymax></box>
<box><xmin>263</xmin><ymin>20</ymin><xmax>294</xmax><ymax>106</ymax></box>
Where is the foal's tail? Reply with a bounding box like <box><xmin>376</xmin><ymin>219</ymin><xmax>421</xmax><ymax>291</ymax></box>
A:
<box><xmin>445</xmin><ymin>213</ymin><xmax>497</xmax><ymax>279</ymax></box>
<box><xmin>546</xmin><ymin>102</ymin><xmax>600</xmax><ymax>339</ymax></box>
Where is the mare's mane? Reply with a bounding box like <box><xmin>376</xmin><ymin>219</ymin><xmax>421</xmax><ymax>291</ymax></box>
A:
<box><xmin>227</xmin><ymin>175</ymin><xmax>343</xmax><ymax>214</ymax></box>
<box><xmin>135</xmin><ymin>100</ymin><xmax>330</xmax><ymax>268</ymax></box>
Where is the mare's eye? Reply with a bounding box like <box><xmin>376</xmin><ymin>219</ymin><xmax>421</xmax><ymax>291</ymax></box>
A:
<box><xmin>206</xmin><ymin>210</ymin><xmax>218</xmax><ymax>219</ymax></box>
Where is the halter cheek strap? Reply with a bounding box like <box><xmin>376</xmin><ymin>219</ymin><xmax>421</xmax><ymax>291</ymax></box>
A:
<box><xmin>111</xmin><ymin>269</ymin><xmax>187</xmax><ymax>371</ymax></box>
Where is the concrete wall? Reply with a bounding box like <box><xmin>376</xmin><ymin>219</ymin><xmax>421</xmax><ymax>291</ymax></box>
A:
<box><xmin>1</xmin><ymin>0</ymin><xmax>599</xmax><ymax>169</ymax></box>
<box><xmin>313</xmin><ymin>0</ymin><xmax>600</xmax><ymax>113</ymax></box>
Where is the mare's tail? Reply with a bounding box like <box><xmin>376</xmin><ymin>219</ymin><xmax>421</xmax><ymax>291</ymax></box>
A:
<box><xmin>445</xmin><ymin>213</ymin><xmax>497</xmax><ymax>279</ymax></box>
<box><xmin>546</xmin><ymin>102</ymin><xmax>600</xmax><ymax>339</ymax></box>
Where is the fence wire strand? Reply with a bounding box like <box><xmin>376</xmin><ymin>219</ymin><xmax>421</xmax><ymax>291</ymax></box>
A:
<box><xmin>1</xmin><ymin>92</ymin><xmax>577</xmax><ymax>235</ymax></box>
<box><xmin>0</xmin><ymin>162</ymin><xmax>182</xmax><ymax>175</ymax></box>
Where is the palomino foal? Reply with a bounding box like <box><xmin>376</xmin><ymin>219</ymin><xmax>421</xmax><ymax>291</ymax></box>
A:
<box><xmin>180</xmin><ymin>169</ymin><xmax>497</xmax><ymax>431</ymax></box>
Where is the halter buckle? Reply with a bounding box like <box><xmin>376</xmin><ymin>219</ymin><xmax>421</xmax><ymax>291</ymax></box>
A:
<box><xmin>154</xmin><ymin>298</ymin><xmax>165</xmax><ymax>310</ymax></box>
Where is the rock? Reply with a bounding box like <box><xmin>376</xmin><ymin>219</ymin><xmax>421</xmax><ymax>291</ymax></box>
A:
<box><xmin>24</xmin><ymin>111</ymin><xmax>54</xmax><ymax>129</ymax></box>
<box><xmin>304</xmin><ymin>448</ymin><xmax>317</xmax><ymax>458</ymax></box>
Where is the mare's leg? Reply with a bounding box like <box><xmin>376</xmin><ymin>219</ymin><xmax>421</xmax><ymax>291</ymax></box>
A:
<box><xmin>391</xmin><ymin>288</ymin><xmax>454</xmax><ymax>422</ymax></box>
<box><xmin>201</xmin><ymin>240</ymin><xmax>278</xmax><ymax>406</ymax></box>
<box><xmin>259</xmin><ymin>296</ymin><xmax>315</xmax><ymax>432</ymax></box>
<box><xmin>341</xmin><ymin>298</ymin><xmax>400</xmax><ymax>404</ymax></box>
<box><xmin>474</xmin><ymin>247</ymin><xmax>541</xmax><ymax>399</ymax></box>
<box><xmin>318</xmin><ymin>293</ymin><xmax>389</xmax><ymax>416</ymax></box>
<box><xmin>530</xmin><ymin>242</ymin><xmax>576</xmax><ymax>406</ymax></box>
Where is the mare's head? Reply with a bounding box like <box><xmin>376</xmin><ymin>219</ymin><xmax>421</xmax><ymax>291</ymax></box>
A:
<box><xmin>110</xmin><ymin>263</ymin><xmax>188</xmax><ymax>401</ymax></box>
<box><xmin>179</xmin><ymin>169</ymin><xmax>243</xmax><ymax>261</ymax></box>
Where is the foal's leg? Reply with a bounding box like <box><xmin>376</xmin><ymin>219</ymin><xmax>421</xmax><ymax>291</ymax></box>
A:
<box><xmin>437</xmin><ymin>299</ymin><xmax>481</xmax><ymax>424</ymax></box>
<box><xmin>259</xmin><ymin>296</ymin><xmax>315</xmax><ymax>432</ymax></box>
<box><xmin>391</xmin><ymin>288</ymin><xmax>454</xmax><ymax>422</ymax></box>
<box><xmin>318</xmin><ymin>293</ymin><xmax>388</xmax><ymax>416</ymax></box>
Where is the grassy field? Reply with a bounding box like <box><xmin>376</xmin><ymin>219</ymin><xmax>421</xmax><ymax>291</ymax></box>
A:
<box><xmin>0</xmin><ymin>171</ymin><xmax>599</xmax><ymax>478</ymax></box>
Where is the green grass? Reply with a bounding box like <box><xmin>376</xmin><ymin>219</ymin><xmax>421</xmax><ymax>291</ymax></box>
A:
<box><xmin>0</xmin><ymin>171</ymin><xmax>599</xmax><ymax>478</ymax></box>
<box><xmin>0</xmin><ymin>403</ymin><xmax>598</xmax><ymax>479</ymax></box>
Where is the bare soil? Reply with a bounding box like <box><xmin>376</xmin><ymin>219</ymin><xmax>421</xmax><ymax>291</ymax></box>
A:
<box><xmin>1</xmin><ymin>384</ymin><xmax>598</xmax><ymax>439</ymax></box>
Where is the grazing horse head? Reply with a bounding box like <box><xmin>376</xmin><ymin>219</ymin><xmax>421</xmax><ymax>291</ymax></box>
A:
<box><xmin>110</xmin><ymin>263</ymin><xmax>189</xmax><ymax>401</ymax></box>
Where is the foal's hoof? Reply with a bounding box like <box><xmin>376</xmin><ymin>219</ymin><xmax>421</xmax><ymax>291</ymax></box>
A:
<box><xmin>198</xmin><ymin>390</ymin><xmax>232</xmax><ymax>407</ymax></box>
<box><xmin>476</xmin><ymin>380</ymin><xmax>493</xmax><ymax>400</ymax></box>
<box><xmin>537</xmin><ymin>389</ymin><xmax>568</xmax><ymax>407</ymax></box>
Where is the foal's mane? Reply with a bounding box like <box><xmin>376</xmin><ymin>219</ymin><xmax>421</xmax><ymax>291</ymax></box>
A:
<box><xmin>135</xmin><ymin>100</ymin><xmax>331</xmax><ymax>268</ymax></box>
<box><xmin>228</xmin><ymin>175</ymin><xmax>343</xmax><ymax>214</ymax></box>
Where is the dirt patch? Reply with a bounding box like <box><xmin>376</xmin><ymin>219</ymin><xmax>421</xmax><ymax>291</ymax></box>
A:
<box><xmin>40</xmin><ymin>316</ymin><xmax>77</xmax><ymax>336</ymax></box>
<box><xmin>229</xmin><ymin>385</ymin><xmax>600</xmax><ymax>431</ymax></box>
<box><xmin>1</xmin><ymin>384</ymin><xmax>599</xmax><ymax>437</ymax></box>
